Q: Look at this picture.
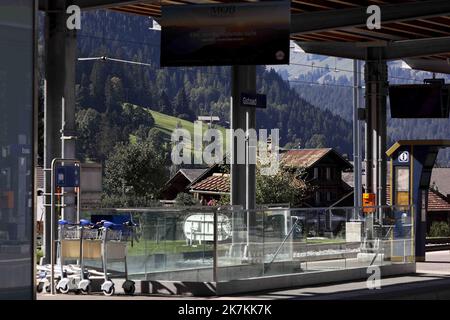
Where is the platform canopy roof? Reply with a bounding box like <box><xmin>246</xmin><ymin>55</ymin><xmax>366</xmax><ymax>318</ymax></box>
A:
<box><xmin>42</xmin><ymin>0</ymin><xmax>450</xmax><ymax>73</ymax></box>
<box><xmin>386</xmin><ymin>140</ymin><xmax>450</xmax><ymax>157</ymax></box>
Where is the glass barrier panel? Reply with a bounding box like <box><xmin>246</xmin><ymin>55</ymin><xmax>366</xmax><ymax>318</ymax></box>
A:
<box><xmin>81</xmin><ymin>205</ymin><xmax>415</xmax><ymax>285</ymax></box>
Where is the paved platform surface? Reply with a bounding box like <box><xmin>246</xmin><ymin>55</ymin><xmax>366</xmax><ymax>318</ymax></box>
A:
<box><xmin>38</xmin><ymin>251</ymin><xmax>450</xmax><ymax>300</ymax></box>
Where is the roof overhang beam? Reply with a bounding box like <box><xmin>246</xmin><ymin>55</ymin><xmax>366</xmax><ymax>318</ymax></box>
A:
<box><xmin>296</xmin><ymin>36</ymin><xmax>450</xmax><ymax>61</ymax></box>
<box><xmin>39</xmin><ymin>0</ymin><xmax>156</xmax><ymax>11</ymax></box>
<box><xmin>291</xmin><ymin>0</ymin><xmax>450</xmax><ymax>35</ymax></box>
<box><xmin>403</xmin><ymin>58</ymin><xmax>450</xmax><ymax>75</ymax></box>
<box><xmin>385</xmin><ymin>37</ymin><xmax>450</xmax><ymax>60</ymax></box>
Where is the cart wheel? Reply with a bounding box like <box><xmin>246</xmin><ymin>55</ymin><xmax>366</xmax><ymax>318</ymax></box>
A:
<box><xmin>45</xmin><ymin>284</ymin><xmax>51</xmax><ymax>293</ymax></box>
<box><xmin>80</xmin><ymin>285</ymin><xmax>91</xmax><ymax>295</ymax></box>
<box><xmin>124</xmin><ymin>283</ymin><xmax>135</xmax><ymax>295</ymax></box>
<box><xmin>36</xmin><ymin>282</ymin><xmax>44</xmax><ymax>293</ymax></box>
<box><xmin>102</xmin><ymin>285</ymin><xmax>115</xmax><ymax>296</ymax></box>
<box><xmin>57</xmin><ymin>284</ymin><xmax>69</xmax><ymax>294</ymax></box>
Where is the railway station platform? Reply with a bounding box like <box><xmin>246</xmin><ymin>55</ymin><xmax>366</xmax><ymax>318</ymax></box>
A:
<box><xmin>37</xmin><ymin>251</ymin><xmax>450</xmax><ymax>300</ymax></box>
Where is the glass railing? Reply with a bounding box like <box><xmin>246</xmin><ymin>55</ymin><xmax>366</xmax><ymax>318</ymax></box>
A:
<box><xmin>79</xmin><ymin>205</ymin><xmax>414</xmax><ymax>283</ymax></box>
<box><xmin>81</xmin><ymin>207</ymin><xmax>216</xmax><ymax>282</ymax></box>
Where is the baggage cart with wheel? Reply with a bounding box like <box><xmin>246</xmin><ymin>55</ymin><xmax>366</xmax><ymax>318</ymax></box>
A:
<box><xmin>98</xmin><ymin>221</ymin><xmax>136</xmax><ymax>296</ymax></box>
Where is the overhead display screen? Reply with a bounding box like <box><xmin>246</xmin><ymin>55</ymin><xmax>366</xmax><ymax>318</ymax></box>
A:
<box><xmin>389</xmin><ymin>84</ymin><xmax>449</xmax><ymax>118</ymax></box>
<box><xmin>160</xmin><ymin>1</ymin><xmax>291</xmax><ymax>67</ymax></box>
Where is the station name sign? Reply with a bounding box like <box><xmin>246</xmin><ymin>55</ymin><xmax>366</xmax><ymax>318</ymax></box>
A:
<box><xmin>160</xmin><ymin>1</ymin><xmax>290</xmax><ymax>67</ymax></box>
<box><xmin>240</xmin><ymin>93</ymin><xmax>267</xmax><ymax>109</ymax></box>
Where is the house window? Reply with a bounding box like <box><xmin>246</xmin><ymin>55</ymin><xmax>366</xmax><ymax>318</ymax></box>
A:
<box><xmin>314</xmin><ymin>167</ymin><xmax>319</xmax><ymax>179</ymax></box>
<box><xmin>326</xmin><ymin>167</ymin><xmax>331</xmax><ymax>180</ymax></box>
<box><xmin>326</xmin><ymin>192</ymin><xmax>332</xmax><ymax>202</ymax></box>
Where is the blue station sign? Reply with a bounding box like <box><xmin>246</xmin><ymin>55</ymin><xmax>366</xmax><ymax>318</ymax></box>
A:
<box><xmin>55</xmin><ymin>165</ymin><xmax>80</xmax><ymax>188</ymax></box>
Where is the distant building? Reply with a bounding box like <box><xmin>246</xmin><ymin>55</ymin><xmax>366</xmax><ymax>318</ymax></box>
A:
<box><xmin>427</xmin><ymin>188</ymin><xmax>450</xmax><ymax>232</ymax></box>
<box><xmin>430</xmin><ymin>168</ymin><xmax>450</xmax><ymax>199</ymax></box>
<box><xmin>281</xmin><ymin>148</ymin><xmax>353</xmax><ymax>207</ymax></box>
<box><xmin>190</xmin><ymin>172</ymin><xmax>230</xmax><ymax>205</ymax></box>
<box><xmin>161</xmin><ymin>168</ymin><xmax>208</xmax><ymax>201</ymax></box>
<box><xmin>428</xmin><ymin>167</ymin><xmax>450</xmax><ymax>230</ymax></box>
<box><xmin>172</xmin><ymin>148</ymin><xmax>353</xmax><ymax>208</ymax></box>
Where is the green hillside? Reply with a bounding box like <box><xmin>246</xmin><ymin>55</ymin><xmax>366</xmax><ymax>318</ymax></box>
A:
<box><xmin>138</xmin><ymin>106</ymin><xmax>228</xmax><ymax>150</ymax></box>
<box><xmin>149</xmin><ymin>108</ymin><xmax>207</xmax><ymax>138</ymax></box>
<box><xmin>150</xmin><ymin>108</ymin><xmax>226</xmax><ymax>140</ymax></box>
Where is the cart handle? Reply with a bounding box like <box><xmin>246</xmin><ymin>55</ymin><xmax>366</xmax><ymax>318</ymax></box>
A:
<box><xmin>103</xmin><ymin>221</ymin><xmax>115</xmax><ymax>229</ymax></box>
<box><xmin>80</xmin><ymin>219</ymin><xmax>91</xmax><ymax>227</ymax></box>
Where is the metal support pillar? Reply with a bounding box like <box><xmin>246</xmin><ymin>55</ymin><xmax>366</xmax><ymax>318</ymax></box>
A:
<box><xmin>353</xmin><ymin>59</ymin><xmax>362</xmax><ymax>218</ymax></box>
<box><xmin>231</xmin><ymin>65</ymin><xmax>256</xmax><ymax>261</ymax></box>
<box><xmin>364</xmin><ymin>49</ymin><xmax>388</xmax><ymax>243</ymax></box>
<box><xmin>364</xmin><ymin>50</ymin><xmax>388</xmax><ymax>208</ymax></box>
<box><xmin>231</xmin><ymin>65</ymin><xmax>256</xmax><ymax>210</ymax></box>
<box><xmin>246</xmin><ymin>103</ymin><xmax>256</xmax><ymax>212</ymax></box>
<box><xmin>43</xmin><ymin>0</ymin><xmax>77</xmax><ymax>263</ymax></box>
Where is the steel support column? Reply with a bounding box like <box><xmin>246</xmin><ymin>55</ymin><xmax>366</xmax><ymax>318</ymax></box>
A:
<box><xmin>43</xmin><ymin>0</ymin><xmax>77</xmax><ymax>262</ymax></box>
<box><xmin>364</xmin><ymin>49</ymin><xmax>388</xmax><ymax>209</ymax></box>
<box><xmin>363</xmin><ymin>49</ymin><xmax>388</xmax><ymax>244</ymax></box>
<box><xmin>231</xmin><ymin>65</ymin><xmax>256</xmax><ymax>261</ymax></box>
<box><xmin>353</xmin><ymin>59</ymin><xmax>362</xmax><ymax>217</ymax></box>
<box><xmin>231</xmin><ymin>65</ymin><xmax>256</xmax><ymax>210</ymax></box>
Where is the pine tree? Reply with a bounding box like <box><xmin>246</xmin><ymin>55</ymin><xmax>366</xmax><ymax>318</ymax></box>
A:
<box><xmin>173</xmin><ymin>87</ymin><xmax>189</xmax><ymax>118</ymax></box>
<box><xmin>159</xmin><ymin>90</ymin><xmax>172</xmax><ymax>114</ymax></box>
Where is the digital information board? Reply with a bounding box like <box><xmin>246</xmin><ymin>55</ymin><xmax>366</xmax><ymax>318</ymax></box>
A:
<box><xmin>389</xmin><ymin>84</ymin><xmax>450</xmax><ymax>118</ymax></box>
<box><xmin>161</xmin><ymin>1</ymin><xmax>291</xmax><ymax>67</ymax></box>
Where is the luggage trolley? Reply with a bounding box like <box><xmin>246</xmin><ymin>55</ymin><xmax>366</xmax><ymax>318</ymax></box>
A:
<box><xmin>47</xmin><ymin>219</ymin><xmax>136</xmax><ymax>295</ymax></box>
<box><xmin>36</xmin><ymin>220</ymin><xmax>80</xmax><ymax>293</ymax></box>
<box><xmin>55</xmin><ymin>219</ymin><xmax>96</xmax><ymax>294</ymax></box>
<box><xmin>98</xmin><ymin>220</ymin><xmax>136</xmax><ymax>296</ymax></box>
<box><xmin>47</xmin><ymin>158</ymin><xmax>82</xmax><ymax>295</ymax></box>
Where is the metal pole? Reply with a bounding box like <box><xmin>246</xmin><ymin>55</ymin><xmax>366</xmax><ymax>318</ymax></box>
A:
<box><xmin>44</xmin><ymin>1</ymin><xmax>78</xmax><ymax>261</ymax></box>
<box><xmin>213</xmin><ymin>210</ymin><xmax>218</xmax><ymax>283</ymax></box>
<box><xmin>365</xmin><ymin>51</ymin><xmax>388</xmax><ymax>207</ymax></box>
<box><xmin>61</xmin><ymin>97</ymin><xmax>65</xmax><ymax>159</ymax></box>
<box><xmin>49</xmin><ymin>158</ymin><xmax>80</xmax><ymax>295</ymax></box>
<box><xmin>77</xmin><ymin>165</ymin><xmax>81</xmax><ymax>222</ymax></box>
<box><xmin>50</xmin><ymin>160</ymin><xmax>56</xmax><ymax>295</ymax></box>
<box><xmin>357</xmin><ymin>60</ymin><xmax>363</xmax><ymax>213</ymax></box>
<box><xmin>61</xmin><ymin>11</ymin><xmax>78</xmax><ymax>224</ymax></box>
<box><xmin>365</xmin><ymin>49</ymin><xmax>388</xmax><ymax>238</ymax></box>
<box><xmin>43</xmin><ymin>9</ymin><xmax>62</xmax><ymax>265</ymax></box>
<box><xmin>364</xmin><ymin>62</ymin><xmax>373</xmax><ymax>197</ymax></box>
<box><xmin>378</xmin><ymin>64</ymin><xmax>388</xmax><ymax>212</ymax></box>
<box><xmin>231</xmin><ymin>66</ymin><xmax>247</xmax><ymax>209</ymax></box>
<box><xmin>231</xmin><ymin>65</ymin><xmax>256</xmax><ymax>209</ymax></box>
<box><xmin>365</xmin><ymin>54</ymin><xmax>377</xmax><ymax>241</ymax></box>
<box><xmin>246</xmin><ymin>108</ymin><xmax>256</xmax><ymax>211</ymax></box>
<box><xmin>353</xmin><ymin>59</ymin><xmax>360</xmax><ymax>219</ymax></box>
<box><xmin>230</xmin><ymin>65</ymin><xmax>256</xmax><ymax>259</ymax></box>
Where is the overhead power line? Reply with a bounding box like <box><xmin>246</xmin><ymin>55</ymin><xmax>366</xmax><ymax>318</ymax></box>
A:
<box><xmin>77</xmin><ymin>33</ymin><xmax>439</xmax><ymax>88</ymax></box>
